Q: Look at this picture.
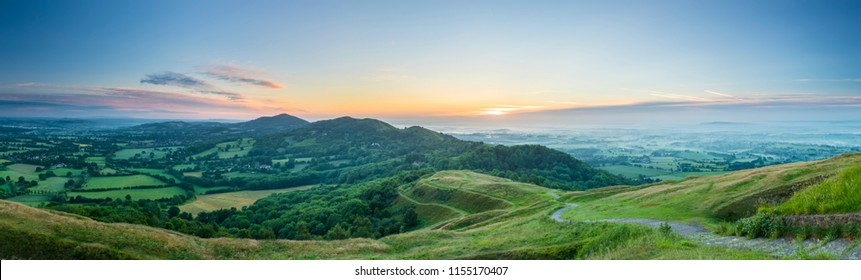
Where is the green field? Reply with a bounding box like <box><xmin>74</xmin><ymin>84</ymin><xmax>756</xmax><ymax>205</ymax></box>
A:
<box><xmin>184</xmin><ymin>171</ymin><xmax>203</xmax><ymax>178</ymax></box>
<box><xmin>600</xmin><ymin>165</ymin><xmax>670</xmax><ymax>178</ymax></box>
<box><xmin>190</xmin><ymin>139</ymin><xmax>254</xmax><ymax>159</ymax></box>
<box><xmin>172</xmin><ymin>164</ymin><xmax>197</xmax><ymax>171</ymax></box>
<box><xmin>82</xmin><ymin>175</ymin><xmax>165</xmax><ymax>190</ymax></box>
<box><xmin>30</xmin><ymin>177</ymin><xmax>68</xmax><ymax>193</ymax></box>
<box><xmin>43</xmin><ymin>167</ymin><xmax>84</xmax><ymax>177</ymax></box>
<box><xmin>192</xmin><ymin>185</ymin><xmax>233</xmax><ymax>195</ymax></box>
<box><xmin>129</xmin><ymin>168</ymin><xmax>179</xmax><ymax>182</ymax></box>
<box><xmin>0</xmin><ymin>159</ymin><xmax>10</xmax><ymax>164</ymax></box>
<box><xmin>6</xmin><ymin>195</ymin><xmax>52</xmax><ymax>207</ymax></box>
<box><xmin>180</xmin><ymin>185</ymin><xmax>316</xmax><ymax>215</ymax></box>
<box><xmin>69</xmin><ymin>187</ymin><xmax>186</xmax><ymax>201</ymax></box>
<box><xmin>0</xmin><ymin>163</ymin><xmax>42</xmax><ymax>181</ymax></box>
<box><xmin>113</xmin><ymin>147</ymin><xmax>179</xmax><ymax>160</ymax></box>
<box><xmin>85</xmin><ymin>157</ymin><xmax>106</xmax><ymax>167</ymax></box>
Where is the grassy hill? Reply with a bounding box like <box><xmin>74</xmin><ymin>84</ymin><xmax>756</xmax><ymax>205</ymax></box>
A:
<box><xmin>561</xmin><ymin>153</ymin><xmax>861</xmax><ymax>229</ymax></box>
<box><xmin>0</xmin><ymin>170</ymin><xmax>774</xmax><ymax>260</ymax></box>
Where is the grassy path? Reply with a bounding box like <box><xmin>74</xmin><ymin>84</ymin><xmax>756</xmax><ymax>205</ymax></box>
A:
<box><xmin>553</xmin><ymin>203</ymin><xmax>861</xmax><ymax>260</ymax></box>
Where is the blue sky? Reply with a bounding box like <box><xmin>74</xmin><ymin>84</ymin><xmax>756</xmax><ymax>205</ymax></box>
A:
<box><xmin>1</xmin><ymin>0</ymin><xmax>859</xmax><ymax>122</ymax></box>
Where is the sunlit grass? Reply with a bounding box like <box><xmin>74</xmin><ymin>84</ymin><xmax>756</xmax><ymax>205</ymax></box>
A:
<box><xmin>771</xmin><ymin>166</ymin><xmax>861</xmax><ymax>215</ymax></box>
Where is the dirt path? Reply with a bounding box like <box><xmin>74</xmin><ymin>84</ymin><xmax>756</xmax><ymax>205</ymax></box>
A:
<box><xmin>552</xmin><ymin>203</ymin><xmax>861</xmax><ymax>260</ymax></box>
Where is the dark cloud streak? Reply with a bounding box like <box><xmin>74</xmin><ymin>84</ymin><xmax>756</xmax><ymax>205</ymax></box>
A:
<box><xmin>140</xmin><ymin>71</ymin><xmax>244</xmax><ymax>101</ymax></box>
<box><xmin>201</xmin><ymin>64</ymin><xmax>284</xmax><ymax>89</ymax></box>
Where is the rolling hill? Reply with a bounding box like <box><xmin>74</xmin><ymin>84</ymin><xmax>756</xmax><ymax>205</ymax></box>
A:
<box><xmin>5</xmin><ymin>154</ymin><xmax>861</xmax><ymax>259</ymax></box>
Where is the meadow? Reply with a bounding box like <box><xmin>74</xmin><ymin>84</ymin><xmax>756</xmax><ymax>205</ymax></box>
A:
<box><xmin>180</xmin><ymin>185</ymin><xmax>316</xmax><ymax>215</ymax></box>
<box><xmin>69</xmin><ymin>187</ymin><xmax>186</xmax><ymax>201</ymax></box>
<box><xmin>190</xmin><ymin>139</ymin><xmax>254</xmax><ymax>159</ymax></box>
<box><xmin>82</xmin><ymin>175</ymin><xmax>165</xmax><ymax>190</ymax></box>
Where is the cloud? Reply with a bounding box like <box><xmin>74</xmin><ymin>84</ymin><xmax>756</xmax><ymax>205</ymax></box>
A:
<box><xmin>201</xmin><ymin>64</ymin><xmax>284</xmax><ymax>89</ymax></box>
<box><xmin>649</xmin><ymin>91</ymin><xmax>712</xmax><ymax>102</ymax></box>
<box><xmin>140</xmin><ymin>71</ymin><xmax>244</xmax><ymax>101</ymax></box>
<box><xmin>0</xmin><ymin>83</ymin><xmax>280</xmax><ymax>118</ymax></box>
<box><xmin>141</xmin><ymin>71</ymin><xmax>212</xmax><ymax>89</ymax></box>
<box><xmin>705</xmin><ymin>90</ymin><xmax>738</xmax><ymax>99</ymax></box>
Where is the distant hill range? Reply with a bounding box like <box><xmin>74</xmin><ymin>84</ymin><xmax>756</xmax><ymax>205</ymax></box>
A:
<box><xmin>124</xmin><ymin>113</ymin><xmax>310</xmax><ymax>138</ymax></box>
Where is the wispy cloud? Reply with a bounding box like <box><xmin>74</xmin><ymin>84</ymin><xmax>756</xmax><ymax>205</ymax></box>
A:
<box><xmin>649</xmin><ymin>90</ymin><xmax>712</xmax><ymax>102</ymax></box>
<box><xmin>141</xmin><ymin>71</ymin><xmax>212</xmax><ymax>89</ymax></box>
<box><xmin>140</xmin><ymin>71</ymin><xmax>244</xmax><ymax>100</ymax></box>
<box><xmin>705</xmin><ymin>90</ymin><xmax>737</xmax><ymax>99</ymax></box>
<box><xmin>201</xmin><ymin>63</ymin><xmax>284</xmax><ymax>89</ymax></box>
<box><xmin>0</xmin><ymin>83</ymin><xmax>279</xmax><ymax>118</ymax></box>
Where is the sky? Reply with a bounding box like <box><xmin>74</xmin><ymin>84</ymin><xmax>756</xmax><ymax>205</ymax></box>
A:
<box><xmin>1</xmin><ymin>0</ymin><xmax>860</xmax><ymax>124</ymax></box>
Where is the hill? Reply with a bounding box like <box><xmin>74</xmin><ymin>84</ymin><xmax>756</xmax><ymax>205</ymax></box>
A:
<box><xmin>123</xmin><ymin>113</ymin><xmax>309</xmax><ymax>140</ymax></box>
<box><xmin>230</xmin><ymin>113</ymin><xmax>309</xmax><ymax>132</ymax></box>
<box><xmin>561</xmin><ymin>153</ymin><xmax>861</xmax><ymax>238</ymax></box>
<box><xmin>0</xmin><ymin>170</ymin><xmax>772</xmax><ymax>260</ymax></box>
<box><xmin>248</xmin><ymin>116</ymin><xmax>629</xmax><ymax>190</ymax></box>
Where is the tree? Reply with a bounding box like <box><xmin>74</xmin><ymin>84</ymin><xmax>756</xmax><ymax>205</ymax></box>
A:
<box><xmin>168</xmin><ymin>206</ymin><xmax>181</xmax><ymax>218</ymax></box>
<box><xmin>324</xmin><ymin>224</ymin><xmax>351</xmax><ymax>240</ymax></box>
<box><xmin>296</xmin><ymin>221</ymin><xmax>312</xmax><ymax>240</ymax></box>
<box><xmin>351</xmin><ymin>217</ymin><xmax>375</xmax><ymax>238</ymax></box>
<box><xmin>403</xmin><ymin>205</ymin><xmax>419</xmax><ymax>229</ymax></box>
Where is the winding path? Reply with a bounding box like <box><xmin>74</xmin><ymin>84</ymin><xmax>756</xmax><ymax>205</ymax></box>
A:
<box><xmin>552</xmin><ymin>203</ymin><xmax>861</xmax><ymax>260</ymax></box>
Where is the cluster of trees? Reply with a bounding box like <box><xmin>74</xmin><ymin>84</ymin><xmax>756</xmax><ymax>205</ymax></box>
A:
<box><xmin>198</xmin><ymin>170</ymin><xmax>428</xmax><ymax>240</ymax></box>
<box><xmin>50</xmin><ymin>170</ymin><xmax>429</xmax><ymax>240</ymax></box>
<box><xmin>47</xmin><ymin>198</ymin><xmax>231</xmax><ymax>238</ymax></box>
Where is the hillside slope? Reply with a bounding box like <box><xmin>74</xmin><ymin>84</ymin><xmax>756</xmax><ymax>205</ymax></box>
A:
<box><xmin>0</xmin><ymin>170</ymin><xmax>773</xmax><ymax>260</ymax></box>
<box><xmin>562</xmin><ymin>153</ymin><xmax>861</xmax><ymax>223</ymax></box>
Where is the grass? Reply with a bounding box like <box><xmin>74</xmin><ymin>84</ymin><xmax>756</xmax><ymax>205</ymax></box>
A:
<box><xmin>190</xmin><ymin>139</ymin><xmax>254</xmax><ymax>160</ymax></box>
<box><xmin>6</xmin><ymin>155</ymin><xmax>860</xmax><ymax>260</ymax></box>
<box><xmin>129</xmin><ymin>168</ymin><xmax>179</xmax><ymax>182</ymax></box>
<box><xmin>563</xmin><ymin>153</ymin><xmax>861</xmax><ymax>225</ymax></box>
<box><xmin>30</xmin><ymin>177</ymin><xmax>68</xmax><ymax>192</ymax></box>
<box><xmin>0</xmin><ymin>189</ymin><xmax>771</xmax><ymax>260</ymax></box>
<box><xmin>600</xmin><ymin>165</ymin><xmax>670</xmax><ymax>178</ymax></box>
<box><xmin>0</xmin><ymin>163</ymin><xmax>42</xmax><ymax>181</ymax></box>
<box><xmin>82</xmin><ymin>175</ymin><xmax>165</xmax><ymax>190</ymax></box>
<box><xmin>0</xmin><ymin>159</ymin><xmax>10</xmax><ymax>164</ymax></box>
<box><xmin>192</xmin><ymin>185</ymin><xmax>232</xmax><ymax>195</ymax></box>
<box><xmin>85</xmin><ymin>157</ymin><xmax>106</xmax><ymax>167</ymax></box>
<box><xmin>44</xmin><ymin>168</ymin><xmax>84</xmax><ymax>177</ymax></box>
<box><xmin>172</xmin><ymin>163</ymin><xmax>198</xmax><ymax>171</ymax></box>
<box><xmin>180</xmin><ymin>186</ymin><xmax>316</xmax><ymax>215</ymax></box>
<box><xmin>770</xmin><ymin>166</ymin><xmax>861</xmax><ymax>215</ymax></box>
<box><xmin>183</xmin><ymin>171</ymin><xmax>203</xmax><ymax>178</ymax></box>
<box><xmin>6</xmin><ymin>195</ymin><xmax>53</xmax><ymax>207</ymax></box>
<box><xmin>69</xmin><ymin>187</ymin><xmax>186</xmax><ymax>201</ymax></box>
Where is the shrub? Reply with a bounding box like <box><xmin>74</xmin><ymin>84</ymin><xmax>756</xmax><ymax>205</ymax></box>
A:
<box><xmin>736</xmin><ymin>213</ymin><xmax>785</xmax><ymax>239</ymax></box>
